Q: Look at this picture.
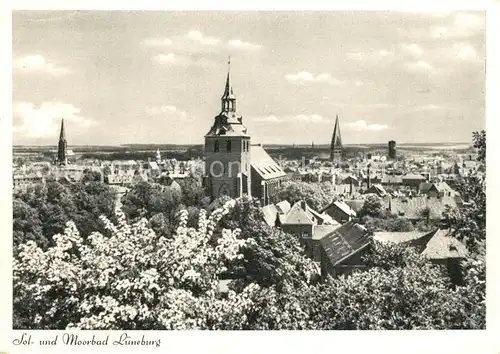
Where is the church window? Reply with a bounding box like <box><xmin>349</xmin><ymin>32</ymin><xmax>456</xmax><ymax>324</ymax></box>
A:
<box><xmin>214</xmin><ymin>140</ymin><xmax>219</xmax><ymax>152</ymax></box>
<box><xmin>227</xmin><ymin>140</ymin><xmax>232</xmax><ymax>152</ymax></box>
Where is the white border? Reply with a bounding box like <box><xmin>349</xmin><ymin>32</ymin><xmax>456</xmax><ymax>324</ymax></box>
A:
<box><xmin>2</xmin><ymin>1</ymin><xmax>499</xmax><ymax>354</ymax></box>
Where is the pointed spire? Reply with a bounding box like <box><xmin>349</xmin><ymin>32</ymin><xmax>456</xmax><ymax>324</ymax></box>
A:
<box><xmin>59</xmin><ymin>118</ymin><xmax>66</xmax><ymax>141</ymax></box>
<box><xmin>221</xmin><ymin>57</ymin><xmax>236</xmax><ymax>112</ymax></box>
<box><xmin>330</xmin><ymin>114</ymin><xmax>343</xmax><ymax>162</ymax></box>
<box><xmin>222</xmin><ymin>56</ymin><xmax>235</xmax><ymax>99</ymax></box>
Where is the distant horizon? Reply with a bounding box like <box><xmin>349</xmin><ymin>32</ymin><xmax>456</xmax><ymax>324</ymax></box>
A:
<box><xmin>12</xmin><ymin>141</ymin><xmax>474</xmax><ymax>148</ymax></box>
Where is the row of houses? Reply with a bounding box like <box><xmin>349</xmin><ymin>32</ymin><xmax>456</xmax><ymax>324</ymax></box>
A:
<box><xmin>259</xmin><ymin>197</ymin><xmax>466</xmax><ymax>281</ymax></box>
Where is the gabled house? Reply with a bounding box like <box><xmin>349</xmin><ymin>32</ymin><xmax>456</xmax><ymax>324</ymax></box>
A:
<box><xmin>319</xmin><ymin>222</ymin><xmax>370</xmax><ymax>278</ymax></box>
<box><xmin>320</xmin><ymin>200</ymin><xmax>357</xmax><ymax>224</ymax></box>
<box><xmin>419</xmin><ymin>181</ymin><xmax>458</xmax><ymax>198</ymax></box>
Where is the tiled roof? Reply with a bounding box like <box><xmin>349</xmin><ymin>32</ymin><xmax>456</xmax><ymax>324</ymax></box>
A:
<box><xmin>276</xmin><ymin>200</ymin><xmax>291</xmax><ymax>214</ymax></box>
<box><xmin>373</xmin><ymin>231</ymin><xmax>433</xmax><ymax>244</ymax></box>
<box><xmin>250</xmin><ymin>145</ymin><xmax>287</xmax><ymax>180</ymax></box>
<box><xmin>205</xmin><ymin>113</ymin><xmax>250</xmax><ymax>137</ymax></box>
<box><xmin>422</xmin><ymin>229</ymin><xmax>468</xmax><ymax>260</ymax></box>
<box><xmin>381</xmin><ymin>175</ymin><xmax>403</xmax><ymax>184</ymax></box>
<box><xmin>313</xmin><ymin>224</ymin><xmax>340</xmax><ymax>240</ymax></box>
<box><xmin>320</xmin><ymin>222</ymin><xmax>370</xmax><ymax>266</ymax></box>
<box><xmin>344</xmin><ymin>199</ymin><xmax>365</xmax><ymax>213</ymax></box>
<box><xmin>419</xmin><ymin>182</ymin><xmax>433</xmax><ymax>193</ymax></box>
<box><xmin>402</xmin><ymin>173</ymin><xmax>426</xmax><ymax>180</ymax></box>
<box><xmin>387</xmin><ymin>196</ymin><xmax>458</xmax><ymax>220</ymax></box>
<box><xmin>261</xmin><ymin>204</ymin><xmax>279</xmax><ymax>227</ymax></box>
<box><xmin>282</xmin><ymin>201</ymin><xmax>315</xmax><ymax>225</ymax></box>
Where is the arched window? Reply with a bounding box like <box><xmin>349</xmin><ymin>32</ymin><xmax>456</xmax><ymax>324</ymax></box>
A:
<box><xmin>214</xmin><ymin>140</ymin><xmax>219</xmax><ymax>152</ymax></box>
<box><xmin>227</xmin><ymin>140</ymin><xmax>232</xmax><ymax>152</ymax></box>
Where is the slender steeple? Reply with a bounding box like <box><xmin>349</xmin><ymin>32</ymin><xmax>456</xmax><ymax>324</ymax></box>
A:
<box><xmin>221</xmin><ymin>56</ymin><xmax>236</xmax><ymax>112</ymax></box>
<box><xmin>57</xmin><ymin>118</ymin><xmax>68</xmax><ymax>165</ymax></box>
<box><xmin>330</xmin><ymin>115</ymin><xmax>343</xmax><ymax>162</ymax></box>
<box><xmin>59</xmin><ymin>118</ymin><xmax>66</xmax><ymax>141</ymax></box>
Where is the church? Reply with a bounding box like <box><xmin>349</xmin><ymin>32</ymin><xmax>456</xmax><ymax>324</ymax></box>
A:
<box><xmin>203</xmin><ymin>63</ymin><xmax>288</xmax><ymax>205</ymax></box>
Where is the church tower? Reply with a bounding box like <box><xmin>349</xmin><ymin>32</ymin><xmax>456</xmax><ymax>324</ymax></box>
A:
<box><xmin>57</xmin><ymin>118</ymin><xmax>68</xmax><ymax>166</ymax></box>
<box><xmin>330</xmin><ymin>115</ymin><xmax>343</xmax><ymax>163</ymax></box>
<box><xmin>204</xmin><ymin>59</ymin><xmax>252</xmax><ymax>199</ymax></box>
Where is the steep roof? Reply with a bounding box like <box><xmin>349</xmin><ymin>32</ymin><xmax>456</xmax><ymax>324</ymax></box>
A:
<box><xmin>282</xmin><ymin>201</ymin><xmax>315</xmax><ymax>225</ymax></box>
<box><xmin>321</xmin><ymin>200</ymin><xmax>357</xmax><ymax>217</ymax></box>
<box><xmin>313</xmin><ymin>224</ymin><xmax>340</xmax><ymax>240</ymax></box>
<box><xmin>250</xmin><ymin>145</ymin><xmax>287</xmax><ymax>180</ymax></box>
<box><xmin>319</xmin><ymin>222</ymin><xmax>370</xmax><ymax>266</ymax></box>
<box><xmin>422</xmin><ymin>229</ymin><xmax>468</xmax><ymax>260</ymax></box>
<box><xmin>373</xmin><ymin>231</ymin><xmax>433</xmax><ymax>244</ymax></box>
<box><xmin>261</xmin><ymin>204</ymin><xmax>279</xmax><ymax>227</ymax></box>
<box><xmin>276</xmin><ymin>200</ymin><xmax>291</xmax><ymax>214</ymax></box>
<box><xmin>344</xmin><ymin>199</ymin><xmax>365</xmax><ymax>213</ymax></box>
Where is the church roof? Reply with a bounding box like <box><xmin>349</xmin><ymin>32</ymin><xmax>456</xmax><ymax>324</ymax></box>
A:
<box><xmin>250</xmin><ymin>144</ymin><xmax>287</xmax><ymax>180</ymax></box>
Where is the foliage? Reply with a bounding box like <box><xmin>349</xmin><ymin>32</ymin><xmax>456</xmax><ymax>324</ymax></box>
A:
<box><xmin>358</xmin><ymin>194</ymin><xmax>386</xmax><ymax>219</ymax></box>
<box><xmin>445</xmin><ymin>131</ymin><xmax>486</xmax><ymax>254</ymax></box>
<box><xmin>13</xmin><ymin>201</ymin><xmax>258</xmax><ymax>330</ymax></box>
<box><xmin>217</xmin><ymin>197</ymin><xmax>317</xmax><ymax>291</ymax></box>
<box><xmin>473</xmin><ymin>130</ymin><xmax>486</xmax><ymax>163</ymax></box>
<box><xmin>309</xmin><ymin>243</ymin><xmax>485</xmax><ymax>330</ymax></box>
<box><xmin>273</xmin><ymin>181</ymin><xmax>331</xmax><ymax>211</ymax></box>
<box><xmin>361</xmin><ymin>215</ymin><xmax>414</xmax><ymax>233</ymax></box>
<box><xmin>13</xmin><ymin>181</ymin><xmax>116</xmax><ymax>251</ymax></box>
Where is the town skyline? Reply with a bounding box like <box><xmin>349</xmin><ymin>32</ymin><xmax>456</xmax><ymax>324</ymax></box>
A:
<box><xmin>13</xmin><ymin>11</ymin><xmax>485</xmax><ymax>146</ymax></box>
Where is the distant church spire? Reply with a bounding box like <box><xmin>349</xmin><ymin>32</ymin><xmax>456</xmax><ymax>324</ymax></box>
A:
<box><xmin>221</xmin><ymin>56</ymin><xmax>236</xmax><ymax>112</ymax></box>
<box><xmin>330</xmin><ymin>115</ymin><xmax>343</xmax><ymax>162</ymax></box>
<box><xmin>57</xmin><ymin>118</ymin><xmax>68</xmax><ymax>165</ymax></box>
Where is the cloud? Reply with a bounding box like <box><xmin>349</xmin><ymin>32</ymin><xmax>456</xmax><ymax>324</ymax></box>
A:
<box><xmin>147</xmin><ymin>105</ymin><xmax>187</xmax><ymax>116</ymax></box>
<box><xmin>346</xmin><ymin>120</ymin><xmax>390</xmax><ymax>132</ymax></box>
<box><xmin>431</xmin><ymin>12</ymin><xmax>484</xmax><ymax>39</ymax></box>
<box><xmin>402</xmin><ymin>43</ymin><xmax>424</xmax><ymax>57</ymax></box>
<box><xmin>13</xmin><ymin>55</ymin><xmax>69</xmax><ymax>76</ymax></box>
<box><xmin>252</xmin><ymin>114</ymin><xmax>330</xmax><ymax>124</ymax></box>
<box><xmin>186</xmin><ymin>30</ymin><xmax>220</xmax><ymax>45</ymax></box>
<box><xmin>285</xmin><ymin>71</ymin><xmax>343</xmax><ymax>85</ymax></box>
<box><xmin>453</xmin><ymin>42</ymin><xmax>480</xmax><ymax>62</ymax></box>
<box><xmin>143</xmin><ymin>38</ymin><xmax>173</xmax><ymax>46</ymax></box>
<box><xmin>347</xmin><ymin>49</ymin><xmax>395</xmax><ymax>62</ymax></box>
<box><xmin>13</xmin><ymin>101</ymin><xmax>95</xmax><ymax>138</ymax></box>
<box><xmin>228</xmin><ymin>39</ymin><xmax>262</xmax><ymax>51</ymax></box>
<box><xmin>253</xmin><ymin>115</ymin><xmax>283</xmax><ymax>123</ymax></box>
<box><xmin>153</xmin><ymin>53</ymin><xmax>177</xmax><ymax>64</ymax></box>
<box><xmin>405</xmin><ymin>60</ymin><xmax>434</xmax><ymax>73</ymax></box>
<box><xmin>152</xmin><ymin>53</ymin><xmax>215</xmax><ymax>68</ymax></box>
<box><xmin>292</xmin><ymin>114</ymin><xmax>328</xmax><ymax>123</ymax></box>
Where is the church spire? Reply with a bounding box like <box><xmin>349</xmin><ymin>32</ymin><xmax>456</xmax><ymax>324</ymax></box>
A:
<box><xmin>57</xmin><ymin>118</ymin><xmax>68</xmax><ymax>165</ymax></box>
<box><xmin>221</xmin><ymin>56</ymin><xmax>236</xmax><ymax>112</ymax></box>
<box><xmin>330</xmin><ymin>115</ymin><xmax>343</xmax><ymax>162</ymax></box>
<box><xmin>59</xmin><ymin>118</ymin><xmax>66</xmax><ymax>141</ymax></box>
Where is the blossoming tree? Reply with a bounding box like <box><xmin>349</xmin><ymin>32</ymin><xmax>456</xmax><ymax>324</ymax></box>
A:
<box><xmin>14</xmin><ymin>200</ymin><xmax>261</xmax><ymax>330</ymax></box>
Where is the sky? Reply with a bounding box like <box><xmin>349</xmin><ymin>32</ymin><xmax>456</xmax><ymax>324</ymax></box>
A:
<box><xmin>12</xmin><ymin>11</ymin><xmax>485</xmax><ymax>146</ymax></box>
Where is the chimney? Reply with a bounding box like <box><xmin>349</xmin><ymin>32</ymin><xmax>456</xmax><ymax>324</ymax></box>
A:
<box><xmin>301</xmin><ymin>200</ymin><xmax>307</xmax><ymax>211</ymax></box>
